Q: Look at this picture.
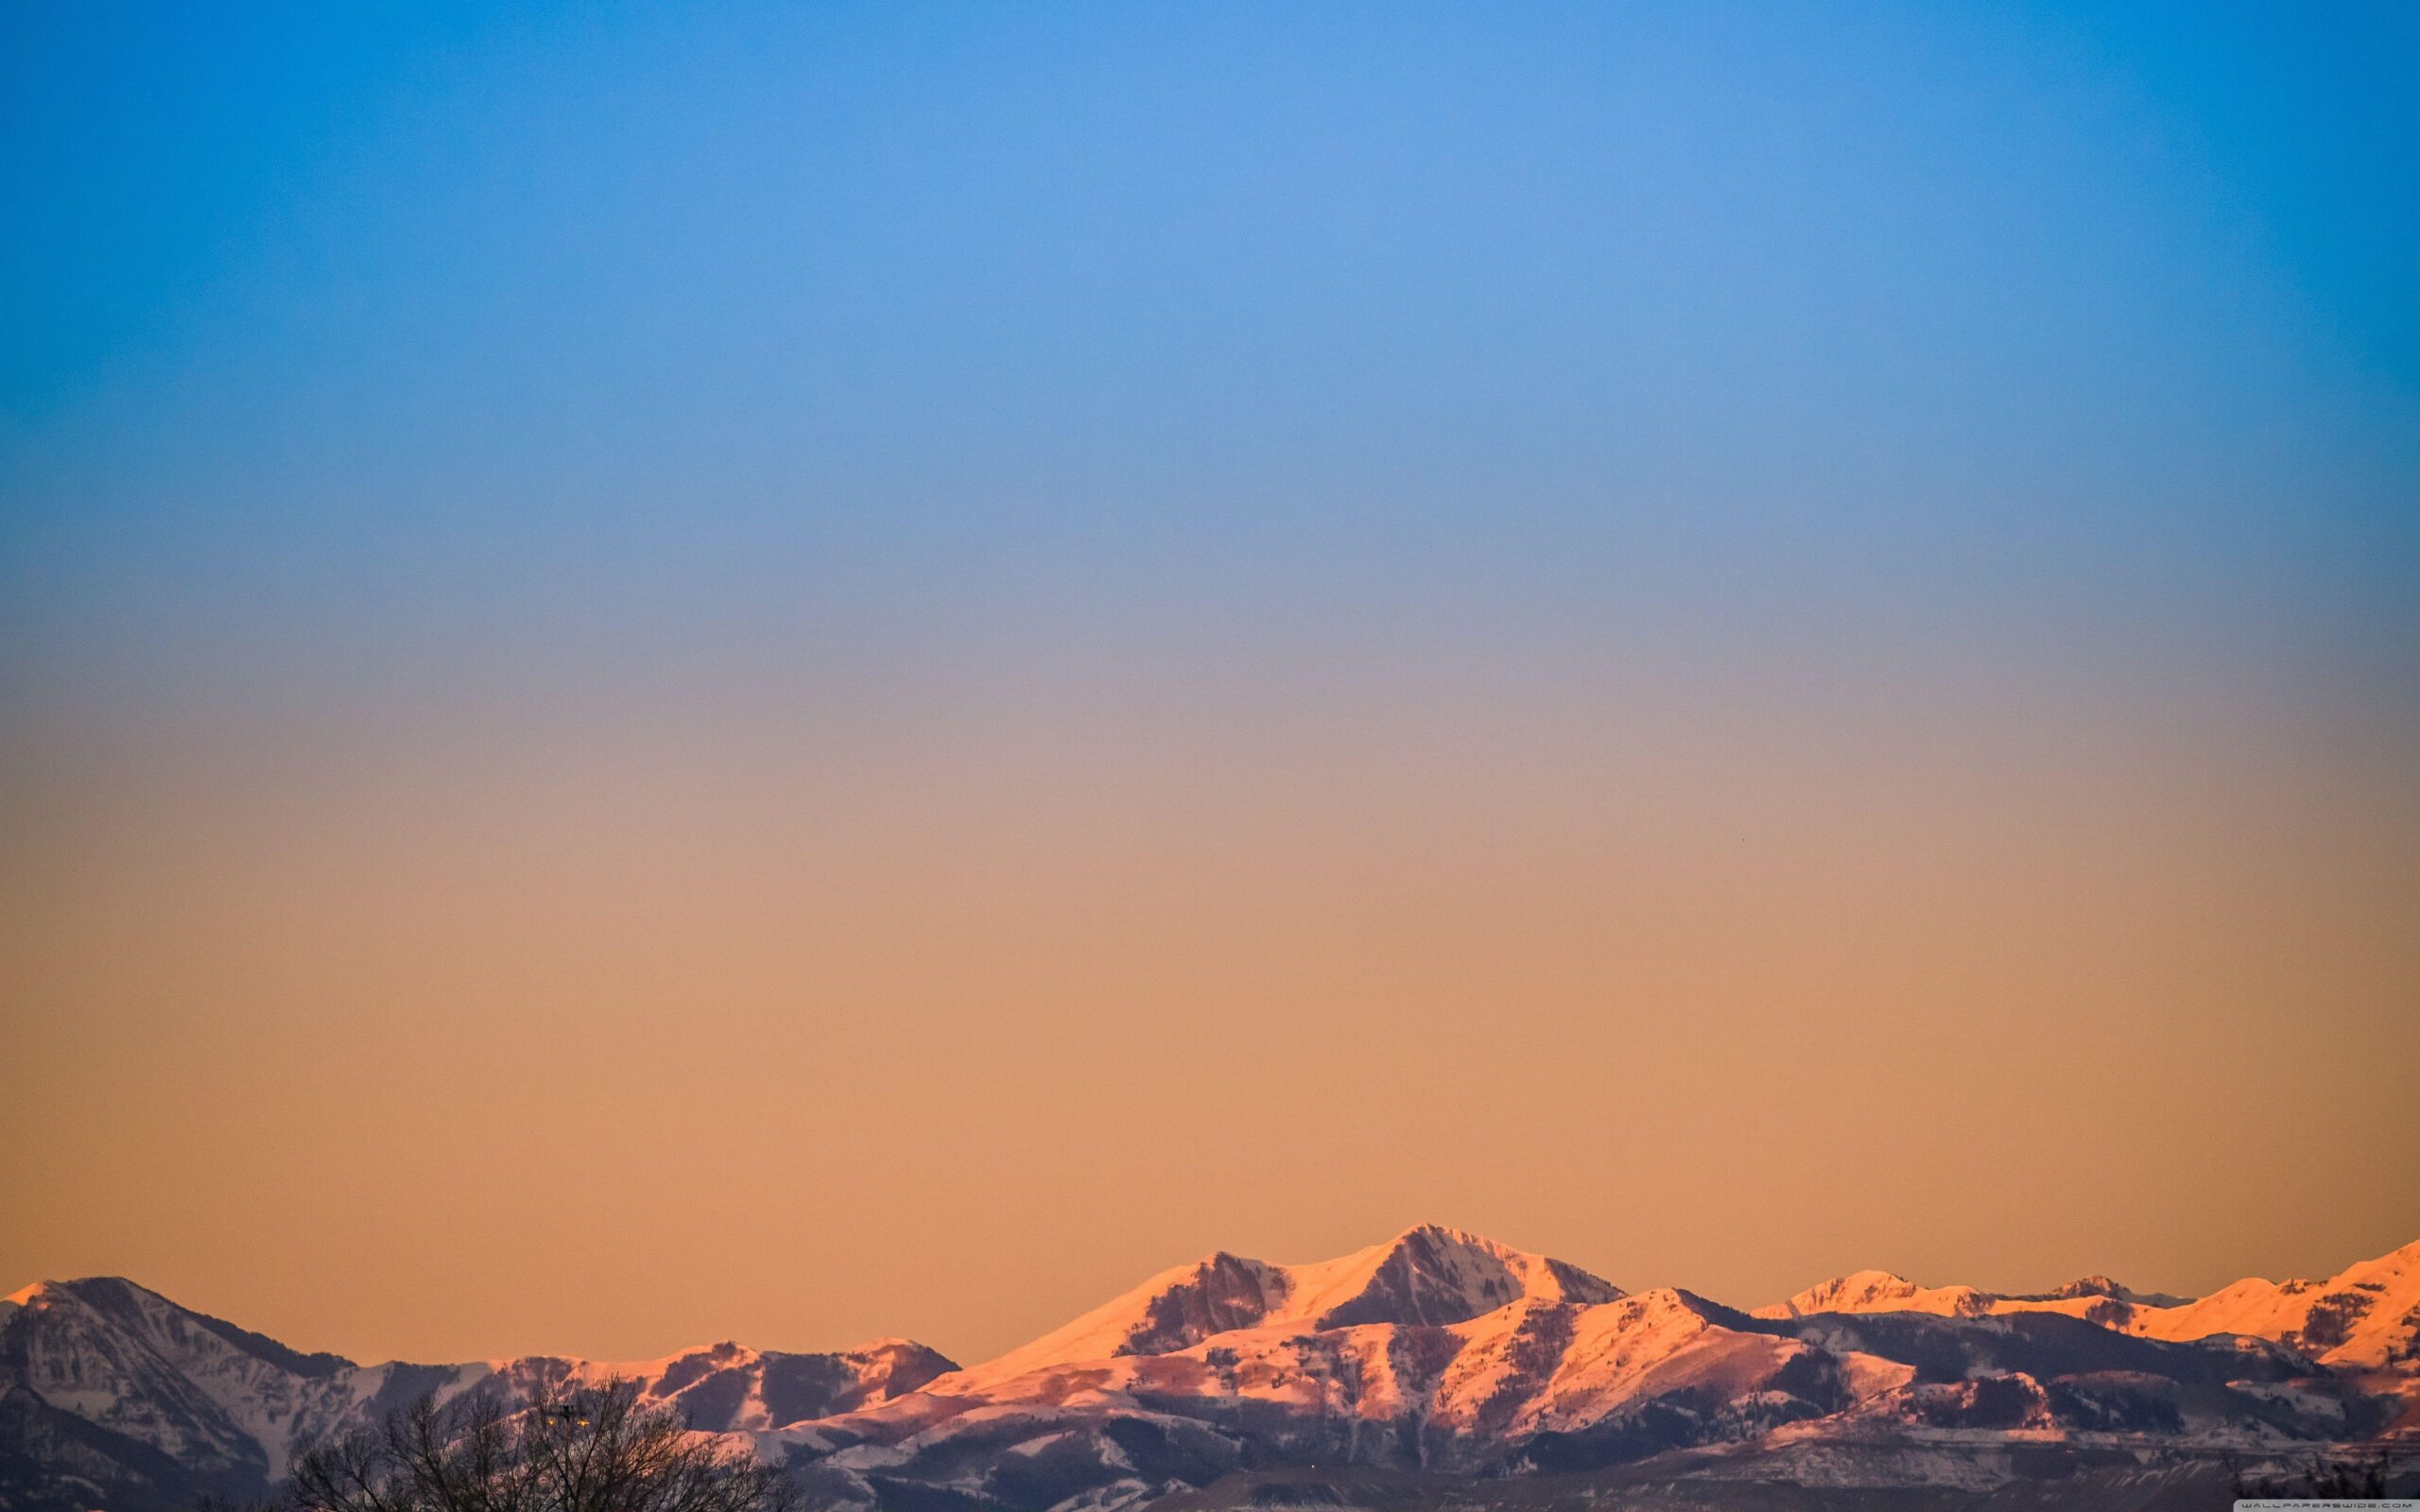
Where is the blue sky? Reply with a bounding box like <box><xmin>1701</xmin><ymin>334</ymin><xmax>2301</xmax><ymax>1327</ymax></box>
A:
<box><xmin>4</xmin><ymin>1</ymin><xmax>2413</xmax><ymax>719</ymax></box>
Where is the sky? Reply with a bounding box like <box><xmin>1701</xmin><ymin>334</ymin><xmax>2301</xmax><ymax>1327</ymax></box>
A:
<box><xmin>2</xmin><ymin>0</ymin><xmax>2415</xmax><ymax>1368</ymax></box>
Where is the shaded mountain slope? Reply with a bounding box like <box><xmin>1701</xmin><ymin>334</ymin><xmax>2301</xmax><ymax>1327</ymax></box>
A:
<box><xmin>7</xmin><ymin>1230</ymin><xmax>2418</xmax><ymax>1512</ymax></box>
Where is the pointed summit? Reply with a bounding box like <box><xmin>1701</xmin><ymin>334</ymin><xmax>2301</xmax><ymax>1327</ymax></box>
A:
<box><xmin>1753</xmin><ymin>1269</ymin><xmax>1995</xmax><ymax>1319</ymax></box>
<box><xmin>1303</xmin><ymin>1224</ymin><xmax>1620</xmax><ymax>1330</ymax></box>
<box><xmin>944</xmin><ymin>1226</ymin><xmax>1620</xmax><ymax>1388</ymax></box>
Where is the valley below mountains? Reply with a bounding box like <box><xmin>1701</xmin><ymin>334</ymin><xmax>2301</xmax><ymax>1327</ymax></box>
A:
<box><xmin>7</xmin><ymin>1226</ymin><xmax>2418</xmax><ymax>1512</ymax></box>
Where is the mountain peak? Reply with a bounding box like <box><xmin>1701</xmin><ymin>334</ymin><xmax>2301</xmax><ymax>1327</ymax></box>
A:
<box><xmin>945</xmin><ymin>1228</ymin><xmax>1620</xmax><ymax>1388</ymax></box>
<box><xmin>14</xmin><ymin>1275</ymin><xmax>164</xmax><ymax>1310</ymax></box>
<box><xmin>1386</xmin><ymin>1221</ymin><xmax>1487</xmax><ymax>1247</ymax></box>
<box><xmin>9</xmin><ymin>1234</ymin><xmax>2419</xmax><ymax>1512</ymax></box>
<box><xmin>1306</xmin><ymin>1224</ymin><xmax>1619</xmax><ymax>1331</ymax></box>
<box><xmin>2036</xmin><ymin>1273</ymin><xmax>2188</xmax><ymax>1305</ymax></box>
<box><xmin>1754</xmin><ymin>1268</ymin><xmax>1999</xmax><ymax>1320</ymax></box>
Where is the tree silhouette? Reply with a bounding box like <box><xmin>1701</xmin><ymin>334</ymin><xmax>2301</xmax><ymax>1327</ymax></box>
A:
<box><xmin>282</xmin><ymin>1378</ymin><xmax>798</xmax><ymax>1512</ymax></box>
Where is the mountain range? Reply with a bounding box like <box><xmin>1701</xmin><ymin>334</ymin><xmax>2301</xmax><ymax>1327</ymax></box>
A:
<box><xmin>7</xmin><ymin>1225</ymin><xmax>2417</xmax><ymax>1512</ymax></box>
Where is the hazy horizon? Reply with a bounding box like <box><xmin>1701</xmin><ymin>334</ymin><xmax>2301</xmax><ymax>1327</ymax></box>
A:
<box><xmin>5</xmin><ymin>1</ymin><xmax>2415</xmax><ymax>1369</ymax></box>
<box><xmin>13</xmin><ymin>1222</ymin><xmax>2420</xmax><ymax>1372</ymax></box>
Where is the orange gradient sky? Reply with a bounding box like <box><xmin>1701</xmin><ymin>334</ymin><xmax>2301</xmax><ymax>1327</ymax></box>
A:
<box><xmin>4</xmin><ymin>1</ymin><xmax>2417</xmax><ymax>1371</ymax></box>
<box><xmin>6</xmin><ymin>646</ymin><xmax>2415</xmax><ymax>1366</ymax></box>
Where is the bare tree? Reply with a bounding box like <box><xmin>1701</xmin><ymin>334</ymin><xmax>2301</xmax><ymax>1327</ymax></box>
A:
<box><xmin>283</xmin><ymin>1378</ymin><xmax>799</xmax><ymax>1512</ymax></box>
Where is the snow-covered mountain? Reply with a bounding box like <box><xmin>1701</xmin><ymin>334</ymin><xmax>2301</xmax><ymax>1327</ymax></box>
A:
<box><xmin>7</xmin><ymin>1228</ymin><xmax>2418</xmax><ymax>1512</ymax></box>
<box><xmin>1751</xmin><ymin>1268</ymin><xmax>2187</xmax><ymax>1322</ymax></box>
<box><xmin>1754</xmin><ymin>1237</ymin><xmax>2420</xmax><ymax>1370</ymax></box>
<box><xmin>766</xmin><ymin>1233</ymin><xmax>2416</xmax><ymax>1512</ymax></box>
<box><xmin>0</xmin><ymin>1280</ymin><xmax>952</xmax><ymax>1512</ymax></box>
<box><xmin>940</xmin><ymin>1225</ymin><xmax>1619</xmax><ymax>1391</ymax></box>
